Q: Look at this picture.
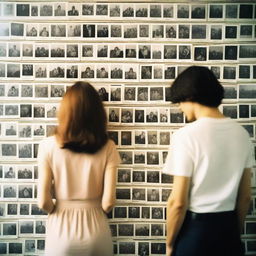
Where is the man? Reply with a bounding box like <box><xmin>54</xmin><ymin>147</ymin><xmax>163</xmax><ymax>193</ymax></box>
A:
<box><xmin>163</xmin><ymin>66</ymin><xmax>253</xmax><ymax>256</ymax></box>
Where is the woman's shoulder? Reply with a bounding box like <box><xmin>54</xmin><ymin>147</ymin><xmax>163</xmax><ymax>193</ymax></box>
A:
<box><xmin>39</xmin><ymin>136</ymin><xmax>57</xmax><ymax>149</ymax></box>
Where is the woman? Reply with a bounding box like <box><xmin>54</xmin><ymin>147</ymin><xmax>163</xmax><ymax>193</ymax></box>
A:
<box><xmin>37</xmin><ymin>81</ymin><xmax>120</xmax><ymax>256</ymax></box>
<box><xmin>163</xmin><ymin>66</ymin><xmax>253</xmax><ymax>256</ymax></box>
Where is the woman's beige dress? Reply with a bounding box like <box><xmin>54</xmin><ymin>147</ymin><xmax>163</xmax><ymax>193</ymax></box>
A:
<box><xmin>38</xmin><ymin>137</ymin><xmax>120</xmax><ymax>256</ymax></box>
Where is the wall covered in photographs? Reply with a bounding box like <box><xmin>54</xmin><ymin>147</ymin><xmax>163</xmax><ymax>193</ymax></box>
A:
<box><xmin>0</xmin><ymin>1</ymin><xmax>256</xmax><ymax>255</ymax></box>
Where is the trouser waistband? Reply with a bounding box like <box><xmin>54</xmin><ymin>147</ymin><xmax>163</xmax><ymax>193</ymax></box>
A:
<box><xmin>186</xmin><ymin>210</ymin><xmax>236</xmax><ymax>221</ymax></box>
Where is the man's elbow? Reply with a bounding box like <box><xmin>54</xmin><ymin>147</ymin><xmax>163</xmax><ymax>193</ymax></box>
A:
<box><xmin>167</xmin><ymin>198</ymin><xmax>187</xmax><ymax>212</ymax></box>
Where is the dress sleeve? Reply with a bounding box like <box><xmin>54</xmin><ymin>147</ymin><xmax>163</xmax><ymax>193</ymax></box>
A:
<box><xmin>105</xmin><ymin>140</ymin><xmax>121</xmax><ymax>168</ymax></box>
<box><xmin>162</xmin><ymin>131</ymin><xmax>194</xmax><ymax>177</ymax></box>
<box><xmin>37</xmin><ymin>139</ymin><xmax>51</xmax><ymax>171</ymax></box>
<box><xmin>245</xmin><ymin>140</ymin><xmax>255</xmax><ymax>168</ymax></box>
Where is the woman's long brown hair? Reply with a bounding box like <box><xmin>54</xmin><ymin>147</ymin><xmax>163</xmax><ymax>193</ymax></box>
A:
<box><xmin>55</xmin><ymin>81</ymin><xmax>108</xmax><ymax>153</ymax></box>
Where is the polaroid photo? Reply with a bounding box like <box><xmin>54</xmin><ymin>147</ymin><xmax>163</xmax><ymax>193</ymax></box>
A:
<box><xmin>165</xmin><ymin>66</ymin><xmax>176</xmax><ymax>80</ymax></box>
<box><xmin>150</xmin><ymin>4</ymin><xmax>162</xmax><ymax>18</ymax></box>
<box><xmin>151</xmin><ymin>223</ymin><xmax>164</xmax><ymax>237</ymax></box>
<box><xmin>81</xmin><ymin>64</ymin><xmax>95</xmax><ymax>79</ymax></box>
<box><xmin>177</xmin><ymin>4</ymin><xmax>190</xmax><ymax>19</ymax></box>
<box><xmin>4</xmin><ymin>165</ymin><xmax>16</xmax><ymax>179</ymax></box>
<box><xmin>160</xmin><ymin>108</ymin><xmax>170</xmax><ymax>123</ymax></box>
<box><xmin>128</xmin><ymin>206</ymin><xmax>140</xmax><ymax>219</ymax></box>
<box><xmin>50</xmin><ymin>43</ymin><xmax>65</xmax><ymax>58</ymax></box>
<box><xmin>0</xmin><ymin>23</ymin><xmax>9</xmax><ymax>38</ymax></box>
<box><xmin>67</xmin><ymin>3</ymin><xmax>80</xmax><ymax>17</ymax></box>
<box><xmin>135</xmin><ymin>224</ymin><xmax>150</xmax><ymax>237</ymax></box>
<box><xmin>96</xmin><ymin>4</ymin><xmax>108</xmax><ymax>16</ymax></box>
<box><xmin>22</xmin><ymin>64</ymin><xmax>33</xmax><ymax>78</ymax></box>
<box><xmin>170</xmin><ymin>108</ymin><xmax>184</xmax><ymax>123</ymax></box>
<box><xmin>119</xmin><ymin>151</ymin><xmax>133</xmax><ymax>165</ymax></box>
<box><xmin>11</xmin><ymin>22</ymin><xmax>24</xmax><ymax>37</ymax></box>
<box><xmin>178</xmin><ymin>24</ymin><xmax>190</xmax><ymax>39</ymax></box>
<box><xmin>51</xmin><ymin>24</ymin><xmax>66</xmax><ymax>37</ymax></box>
<box><xmin>46</xmin><ymin>104</ymin><xmax>58</xmax><ymax>119</ymax></box>
<box><xmin>3</xmin><ymin>185</ymin><xmax>17</xmax><ymax>199</ymax></box>
<box><xmin>251</xmin><ymin>105</ymin><xmax>256</xmax><ymax>119</ymax></box>
<box><xmin>19</xmin><ymin>124</ymin><xmax>32</xmax><ymax>139</ymax></box>
<box><xmin>66</xmin><ymin>44</ymin><xmax>80</xmax><ymax>60</ymax></box>
<box><xmin>96</xmin><ymin>64</ymin><xmax>109</xmax><ymax>79</ymax></box>
<box><xmin>108</xmin><ymin>108</ymin><xmax>120</xmax><ymax>123</ymax></box>
<box><xmin>35</xmin><ymin>64</ymin><xmax>47</xmax><ymax>79</ymax></box>
<box><xmin>0</xmin><ymin>203</ymin><xmax>5</xmax><ymax>217</ymax></box>
<box><xmin>147</xmin><ymin>151</ymin><xmax>160</xmax><ymax>165</ymax></box>
<box><xmin>239</xmin><ymin>65</ymin><xmax>251</xmax><ymax>79</ymax></box>
<box><xmin>124</xmin><ymin>64</ymin><xmax>138</xmax><ymax>81</ymax></box>
<box><xmin>210</xmin><ymin>25</ymin><xmax>223</xmax><ymax>40</ymax></box>
<box><xmin>4</xmin><ymin>122</ymin><xmax>18</xmax><ymax>138</ymax></box>
<box><xmin>0</xmin><ymin>43</ymin><xmax>6</xmax><ymax>58</ymax></box>
<box><xmin>123</xmin><ymin>4</ymin><xmax>135</xmax><ymax>18</ymax></box>
<box><xmin>6</xmin><ymin>84</ymin><xmax>19</xmax><ymax>97</ymax></box>
<box><xmin>119</xmin><ymin>242</ymin><xmax>135</xmax><ymax>255</ymax></box>
<box><xmin>225</xmin><ymin>25</ymin><xmax>237</xmax><ymax>39</ymax></box>
<box><xmin>109</xmin><ymin>4</ymin><xmax>121</xmax><ymax>17</ymax></box>
<box><xmin>124</xmin><ymin>24</ymin><xmax>138</xmax><ymax>39</ymax></box>
<box><xmin>35</xmin><ymin>84</ymin><xmax>48</xmax><ymax>98</ymax></box>
<box><xmin>66</xmin><ymin>65</ymin><xmax>78</xmax><ymax>79</ymax></box>
<box><xmin>82</xmin><ymin>4</ymin><xmax>94</xmax><ymax>16</ymax></box>
<box><xmin>209</xmin><ymin>4</ymin><xmax>223</xmax><ymax>19</ymax></box>
<box><xmin>135</xmin><ymin>130</ymin><xmax>146</xmax><ymax>145</ymax></box>
<box><xmin>132</xmin><ymin>188</ymin><xmax>146</xmax><ymax>201</ymax></box>
<box><xmin>152</xmin><ymin>207</ymin><xmax>164</xmax><ymax>219</ymax></box>
<box><xmin>18</xmin><ymin>185</ymin><xmax>33</xmax><ymax>200</ymax></box>
<box><xmin>4</xmin><ymin>104</ymin><xmax>19</xmax><ymax>117</ymax></box>
<box><xmin>223</xmin><ymin>66</ymin><xmax>237</xmax><ymax>80</ymax></box>
<box><xmin>50</xmin><ymin>84</ymin><xmax>65</xmax><ymax>98</ymax></box>
<box><xmin>83</xmin><ymin>24</ymin><xmax>95</xmax><ymax>38</ymax></box>
<box><xmin>20</xmin><ymin>84</ymin><xmax>33</xmax><ymax>98</ymax></box>
<box><xmin>147</xmin><ymin>170</ymin><xmax>160</xmax><ymax>183</ymax></box>
<box><xmin>139</xmin><ymin>24</ymin><xmax>150</xmax><ymax>38</ymax></box>
<box><xmin>67</xmin><ymin>24</ymin><xmax>81</xmax><ymax>38</ymax></box>
<box><xmin>20</xmin><ymin>104</ymin><xmax>32</xmax><ymax>118</ymax></box>
<box><xmin>146</xmin><ymin>109</ymin><xmax>158</xmax><ymax>123</ymax></box>
<box><xmin>118</xmin><ymin>168</ymin><xmax>131</xmax><ymax>183</ymax></box>
<box><xmin>239</xmin><ymin>4</ymin><xmax>253</xmax><ymax>19</ymax></box>
<box><xmin>49</xmin><ymin>64</ymin><xmax>65</xmax><ymax>78</ymax></box>
<box><xmin>135</xmin><ymin>109</ymin><xmax>145</xmax><ymax>123</ymax></box>
<box><xmin>54</xmin><ymin>3</ymin><xmax>66</xmax><ymax>17</ymax></box>
<box><xmin>240</xmin><ymin>25</ymin><xmax>253</xmax><ymax>39</ymax></box>
<box><xmin>3</xmin><ymin>3</ymin><xmax>14</xmax><ymax>16</ymax></box>
<box><xmin>165</xmin><ymin>25</ymin><xmax>177</xmax><ymax>39</ymax></box>
<box><xmin>31</xmin><ymin>204</ymin><xmax>47</xmax><ymax>216</ymax></box>
<box><xmin>164</xmin><ymin>45</ymin><xmax>177</xmax><ymax>60</ymax></box>
<box><xmin>163</xmin><ymin>4</ymin><xmax>174</xmax><ymax>18</ymax></box>
<box><xmin>46</xmin><ymin>124</ymin><xmax>57</xmax><ymax>137</ymax></box>
<box><xmin>19</xmin><ymin>220</ymin><xmax>34</xmax><ymax>235</ymax></box>
<box><xmin>191</xmin><ymin>5</ymin><xmax>206</xmax><ymax>19</ymax></box>
<box><xmin>110</xmin><ymin>85</ymin><xmax>122</xmax><ymax>102</ymax></box>
<box><xmin>110</xmin><ymin>45</ymin><xmax>124</xmax><ymax>58</ymax></box>
<box><xmin>35</xmin><ymin>220</ymin><xmax>46</xmax><ymax>234</ymax></box>
<box><xmin>38</xmin><ymin>24</ymin><xmax>50</xmax><ymax>38</ymax></box>
<box><xmin>18</xmin><ymin>144</ymin><xmax>32</xmax><ymax>159</ymax></box>
<box><xmin>0</xmin><ymin>84</ymin><xmax>4</xmax><ymax>97</ymax></box>
<box><xmin>239</xmin><ymin>45</ymin><xmax>256</xmax><ymax>59</ymax></box>
<box><xmin>192</xmin><ymin>25</ymin><xmax>207</xmax><ymax>40</ymax></box>
<box><xmin>31</xmin><ymin>5</ymin><xmax>39</xmax><ymax>16</ymax></box>
<box><xmin>152</xmin><ymin>25</ymin><xmax>164</xmax><ymax>39</ymax></box>
<box><xmin>26</xmin><ymin>24</ymin><xmax>38</xmax><ymax>38</ymax></box>
<box><xmin>222</xmin><ymin>105</ymin><xmax>238</xmax><ymax>119</ymax></box>
<box><xmin>7</xmin><ymin>63</ymin><xmax>20</xmax><ymax>78</ymax></box>
<box><xmin>81</xmin><ymin>44</ymin><xmax>94</xmax><ymax>58</ymax></box>
<box><xmin>225</xmin><ymin>4</ymin><xmax>238</xmax><ymax>19</ymax></box>
<box><xmin>37</xmin><ymin>240</ymin><xmax>46</xmax><ymax>251</ymax></box>
<box><xmin>179</xmin><ymin>45</ymin><xmax>191</xmax><ymax>60</ymax></box>
<box><xmin>8</xmin><ymin>42</ymin><xmax>21</xmax><ymax>58</ymax></box>
<box><xmin>223</xmin><ymin>85</ymin><xmax>238</xmax><ymax>101</ymax></box>
<box><xmin>209</xmin><ymin>46</ymin><xmax>223</xmax><ymax>60</ymax></box>
<box><xmin>137</xmin><ymin>87</ymin><xmax>148</xmax><ymax>101</ymax></box>
<box><xmin>147</xmin><ymin>131</ymin><xmax>158</xmax><ymax>145</ymax></box>
<box><xmin>110</xmin><ymin>24</ymin><xmax>122</xmax><ymax>38</ymax></box>
<box><xmin>25</xmin><ymin>240</ymin><xmax>36</xmax><ymax>253</ymax></box>
<box><xmin>114</xmin><ymin>207</ymin><xmax>127</xmax><ymax>219</ymax></box>
<box><xmin>124</xmin><ymin>87</ymin><xmax>136</xmax><ymax>101</ymax></box>
<box><xmin>40</xmin><ymin>4</ymin><xmax>53</xmax><ymax>16</ymax></box>
<box><xmin>139</xmin><ymin>45</ymin><xmax>151</xmax><ymax>59</ymax></box>
<box><xmin>147</xmin><ymin>188</ymin><xmax>160</xmax><ymax>202</ymax></box>
<box><xmin>159</xmin><ymin>131</ymin><xmax>171</xmax><ymax>145</ymax></box>
<box><xmin>239</xmin><ymin>104</ymin><xmax>250</xmax><ymax>119</ymax></box>
<box><xmin>210</xmin><ymin>66</ymin><xmax>221</xmax><ymax>79</ymax></box>
<box><xmin>3</xmin><ymin>222</ymin><xmax>17</xmax><ymax>237</ymax></box>
<box><xmin>97</xmin><ymin>44</ymin><xmax>108</xmax><ymax>58</ymax></box>
<box><xmin>22</xmin><ymin>43</ymin><xmax>34</xmax><ymax>58</ymax></box>
<box><xmin>97</xmin><ymin>86</ymin><xmax>109</xmax><ymax>101</ymax></box>
<box><xmin>134</xmin><ymin>151</ymin><xmax>146</xmax><ymax>164</ymax></box>
<box><xmin>135</xmin><ymin>4</ymin><xmax>148</xmax><ymax>18</ymax></box>
<box><xmin>151</xmin><ymin>44</ymin><xmax>162</xmax><ymax>60</ymax></box>
<box><xmin>153</xmin><ymin>65</ymin><xmax>164</xmax><ymax>80</ymax></box>
<box><xmin>125</xmin><ymin>45</ymin><xmax>137</xmax><ymax>59</ymax></box>
<box><xmin>194</xmin><ymin>46</ymin><xmax>207</xmax><ymax>61</ymax></box>
<box><xmin>132</xmin><ymin>170</ymin><xmax>145</xmax><ymax>183</ymax></box>
<box><xmin>33</xmin><ymin>124</ymin><xmax>45</xmax><ymax>137</ymax></box>
<box><xmin>20</xmin><ymin>203</ymin><xmax>30</xmax><ymax>216</ymax></box>
<box><xmin>33</xmin><ymin>104</ymin><xmax>45</xmax><ymax>118</ymax></box>
<box><xmin>141</xmin><ymin>65</ymin><xmax>153</xmax><ymax>80</ymax></box>
<box><xmin>121</xmin><ymin>108</ymin><xmax>133</xmax><ymax>124</ymax></box>
<box><xmin>116</xmin><ymin>188</ymin><xmax>131</xmax><ymax>200</ymax></box>
<box><xmin>18</xmin><ymin>165</ymin><xmax>33</xmax><ymax>180</ymax></box>
<box><xmin>97</xmin><ymin>24</ymin><xmax>109</xmax><ymax>38</ymax></box>
<box><xmin>162</xmin><ymin>172</ymin><xmax>173</xmax><ymax>184</ymax></box>
<box><xmin>121</xmin><ymin>131</ymin><xmax>132</xmax><ymax>146</ymax></box>
<box><xmin>0</xmin><ymin>63</ymin><xmax>5</xmax><ymax>78</ymax></box>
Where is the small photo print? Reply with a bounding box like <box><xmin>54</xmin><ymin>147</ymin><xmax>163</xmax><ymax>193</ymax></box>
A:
<box><xmin>82</xmin><ymin>45</ymin><xmax>94</xmax><ymax>58</ymax></box>
<box><xmin>18</xmin><ymin>166</ymin><xmax>33</xmax><ymax>179</ymax></box>
<box><xmin>51</xmin><ymin>25</ymin><xmax>66</xmax><ymax>37</ymax></box>
<box><xmin>177</xmin><ymin>5</ymin><xmax>189</xmax><ymax>18</ymax></box>
<box><xmin>6</xmin><ymin>84</ymin><xmax>19</xmax><ymax>97</ymax></box>
<box><xmin>3</xmin><ymin>223</ymin><xmax>17</xmax><ymax>236</ymax></box>
<box><xmin>18</xmin><ymin>144</ymin><xmax>32</xmax><ymax>158</ymax></box>
<box><xmin>81</xmin><ymin>65</ymin><xmax>94</xmax><ymax>79</ymax></box>
<box><xmin>23</xmin><ymin>44</ymin><xmax>33</xmax><ymax>57</ymax></box>
<box><xmin>110</xmin><ymin>4</ymin><xmax>120</xmax><ymax>17</ymax></box>
<box><xmin>111</xmin><ymin>25</ymin><xmax>122</xmax><ymax>38</ymax></box>
<box><xmin>40</xmin><ymin>4</ymin><xmax>53</xmax><ymax>16</ymax></box>
<box><xmin>96</xmin><ymin>4</ymin><xmax>108</xmax><ymax>16</ymax></box>
<box><xmin>20</xmin><ymin>104</ymin><xmax>32</xmax><ymax>118</ymax></box>
<box><xmin>3</xmin><ymin>185</ymin><xmax>17</xmax><ymax>198</ymax></box>
<box><xmin>82</xmin><ymin>4</ymin><xmax>94</xmax><ymax>16</ymax></box>
<box><xmin>54</xmin><ymin>3</ymin><xmax>66</xmax><ymax>16</ymax></box>
<box><xmin>4</xmin><ymin>166</ymin><xmax>16</xmax><ymax>179</ymax></box>
<box><xmin>191</xmin><ymin>5</ymin><xmax>206</xmax><ymax>19</ymax></box>
<box><xmin>136</xmin><ymin>4</ymin><xmax>148</xmax><ymax>17</ymax></box>
<box><xmin>67</xmin><ymin>4</ymin><xmax>79</xmax><ymax>16</ymax></box>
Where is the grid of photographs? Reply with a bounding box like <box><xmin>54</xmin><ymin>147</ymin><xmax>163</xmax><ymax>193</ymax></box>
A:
<box><xmin>0</xmin><ymin>1</ymin><xmax>256</xmax><ymax>256</ymax></box>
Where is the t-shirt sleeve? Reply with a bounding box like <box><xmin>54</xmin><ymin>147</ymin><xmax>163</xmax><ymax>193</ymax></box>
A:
<box><xmin>106</xmin><ymin>140</ymin><xmax>121</xmax><ymax>168</ymax></box>
<box><xmin>162</xmin><ymin>131</ymin><xmax>194</xmax><ymax>177</ymax></box>
<box><xmin>245</xmin><ymin>140</ymin><xmax>255</xmax><ymax>168</ymax></box>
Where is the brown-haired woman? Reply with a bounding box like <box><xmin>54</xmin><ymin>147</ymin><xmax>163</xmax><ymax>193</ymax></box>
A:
<box><xmin>37</xmin><ymin>81</ymin><xmax>120</xmax><ymax>256</ymax></box>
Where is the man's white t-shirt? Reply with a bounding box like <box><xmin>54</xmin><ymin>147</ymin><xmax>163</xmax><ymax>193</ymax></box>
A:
<box><xmin>163</xmin><ymin>117</ymin><xmax>254</xmax><ymax>213</ymax></box>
